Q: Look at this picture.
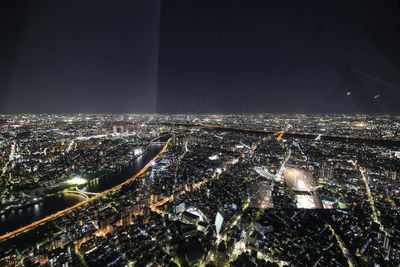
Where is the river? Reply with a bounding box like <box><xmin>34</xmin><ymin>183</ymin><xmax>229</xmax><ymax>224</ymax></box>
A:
<box><xmin>0</xmin><ymin>143</ymin><xmax>164</xmax><ymax>236</ymax></box>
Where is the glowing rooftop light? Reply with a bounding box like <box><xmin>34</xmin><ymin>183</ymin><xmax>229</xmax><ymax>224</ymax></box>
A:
<box><xmin>209</xmin><ymin>155</ymin><xmax>219</xmax><ymax>160</ymax></box>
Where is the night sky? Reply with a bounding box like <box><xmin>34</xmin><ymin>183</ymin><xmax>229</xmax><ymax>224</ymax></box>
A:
<box><xmin>1</xmin><ymin>0</ymin><xmax>160</xmax><ymax>113</ymax></box>
<box><xmin>1</xmin><ymin>0</ymin><xmax>400</xmax><ymax>114</ymax></box>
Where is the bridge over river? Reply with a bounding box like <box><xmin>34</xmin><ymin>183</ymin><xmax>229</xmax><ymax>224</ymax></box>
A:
<box><xmin>63</xmin><ymin>187</ymin><xmax>100</xmax><ymax>200</ymax></box>
<box><xmin>0</xmin><ymin>140</ymin><xmax>170</xmax><ymax>240</ymax></box>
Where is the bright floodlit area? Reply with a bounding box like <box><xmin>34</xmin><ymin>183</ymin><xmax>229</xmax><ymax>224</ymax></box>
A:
<box><xmin>66</xmin><ymin>177</ymin><xmax>87</xmax><ymax>185</ymax></box>
<box><xmin>283</xmin><ymin>168</ymin><xmax>314</xmax><ymax>192</ymax></box>
<box><xmin>295</xmin><ymin>194</ymin><xmax>316</xmax><ymax>209</ymax></box>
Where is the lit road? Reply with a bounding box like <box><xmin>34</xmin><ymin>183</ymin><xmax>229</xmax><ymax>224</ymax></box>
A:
<box><xmin>75</xmin><ymin>186</ymin><xmax>99</xmax><ymax>196</ymax></box>
<box><xmin>157</xmin><ymin>122</ymin><xmax>400</xmax><ymax>146</ymax></box>
<box><xmin>277</xmin><ymin>149</ymin><xmax>291</xmax><ymax>181</ymax></box>
<box><xmin>63</xmin><ymin>190</ymin><xmax>89</xmax><ymax>200</ymax></box>
<box><xmin>327</xmin><ymin>223</ymin><xmax>356</xmax><ymax>267</ymax></box>
<box><xmin>151</xmin><ymin>131</ymin><xmax>262</xmax><ymax>215</ymax></box>
<box><xmin>358</xmin><ymin>166</ymin><xmax>389</xmax><ymax>236</ymax></box>
<box><xmin>63</xmin><ymin>187</ymin><xmax>99</xmax><ymax>200</ymax></box>
<box><xmin>0</xmin><ymin>139</ymin><xmax>171</xmax><ymax>242</ymax></box>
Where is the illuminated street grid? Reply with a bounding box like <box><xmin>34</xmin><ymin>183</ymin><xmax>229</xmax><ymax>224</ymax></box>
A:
<box><xmin>1</xmin><ymin>114</ymin><xmax>400</xmax><ymax>266</ymax></box>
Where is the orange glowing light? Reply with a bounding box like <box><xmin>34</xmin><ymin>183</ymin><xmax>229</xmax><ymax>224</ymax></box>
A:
<box><xmin>0</xmin><ymin>139</ymin><xmax>171</xmax><ymax>241</ymax></box>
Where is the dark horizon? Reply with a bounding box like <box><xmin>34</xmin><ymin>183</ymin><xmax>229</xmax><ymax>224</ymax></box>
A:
<box><xmin>1</xmin><ymin>0</ymin><xmax>400</xmax><ymax>114</ymax></box>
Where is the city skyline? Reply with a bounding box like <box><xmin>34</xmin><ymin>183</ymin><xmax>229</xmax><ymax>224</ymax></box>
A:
<box><xmin>1</xmin><ymin>1</ymin><xmax>400</xmax><ymax>114</ymax></box>
<box><xmin>0</xmin><ymin>113</ymin><xmax>399</xmax><ymax>265</ymax></box>
<box><xmin>1</xmin><ymin>1</ymin><xmax>400</xmax><ymax>266</ymax></box>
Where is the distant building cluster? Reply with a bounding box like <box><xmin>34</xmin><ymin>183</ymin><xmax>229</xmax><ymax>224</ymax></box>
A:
<box><xmin>0</xmin><ymin>113</ymin><xmax>400</xmax><ymax>266</ymax></box>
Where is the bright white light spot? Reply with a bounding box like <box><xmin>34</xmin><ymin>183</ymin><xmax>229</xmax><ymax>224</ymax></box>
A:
<box><xmin>67</xmin><ymin>177</ymin><xmax>87</xmax><ymax>185</ymax></box>
<box><xmin>297</xmin><ymin>180</ymin><xmax>306</xmax><ymax>189</ymax></box>
<box><xmin>209</xmin><ymin>155</ymin><xmax>219</xmax><ymax>160</ymax></box>
<box><xmin>295</xmin><ymin>195</ymin><xmax>316</xmax><ymax>209</ymax></box>
<box><xmin>134</xmin><ymin>148</ymin><xmax>142</xmax><ymax>156</ymax></box>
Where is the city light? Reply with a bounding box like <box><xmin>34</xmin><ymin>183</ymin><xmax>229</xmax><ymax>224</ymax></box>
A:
<box><xmin>134</xmin><ymin>148</ymin><xmax>142</xmax><ymax>156</ymax></box>
<box><xmin>66</xmin><ymin>177</ymin><xmax>87</xmax><ymax>185</ymax></box>
<box><xmin>208</xmin><ymin>155</ymin><xmax>219</xmax><ymax>160</ymax></box>
<box><xmin>295</xmin><ymin>195</ymin><xmax>316</xmax><ymax>209</ymax></box>
<box><xmin>1</xmin><ymin>113</ymin><xmax>399</xmax><ymax>266</ymax></box>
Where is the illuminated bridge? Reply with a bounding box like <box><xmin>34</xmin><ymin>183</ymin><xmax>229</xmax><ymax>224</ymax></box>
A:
<box><xmin>0</xmin><ymin>139</ymin><xmax>171</xmax><ymax>242</ymax></box>
<box><xmin>63</xmin><ymin>187</ymin><xmax>100</xmax><ymax>200</ymax></box>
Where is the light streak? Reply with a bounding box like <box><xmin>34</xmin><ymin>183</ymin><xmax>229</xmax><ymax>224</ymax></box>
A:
<box><xmin>0</xmin><ymin>139</ymin><xmax>171</xmax><ymax>241</ymax></box>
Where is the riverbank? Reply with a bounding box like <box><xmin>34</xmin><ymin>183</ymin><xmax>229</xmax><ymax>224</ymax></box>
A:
<box><xmin>0</xmin><ymin>145</ymin><xmax>149</xmax><ymax>216</ymax></box>
<box><xmin>0</xmin><ymin>140</ymin><xmax>170</xmax><ymax>242</ymax></box>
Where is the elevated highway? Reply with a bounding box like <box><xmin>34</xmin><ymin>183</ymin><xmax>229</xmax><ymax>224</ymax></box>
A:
<box><xmin>0</xmin><ymin>138</ymin><xmax>171</xmax><ymax>242</ymax></box>
<box><xmin>156</xmin><ymin>122</ymin><xmax>400</xmax><ymax>147</ymax></box>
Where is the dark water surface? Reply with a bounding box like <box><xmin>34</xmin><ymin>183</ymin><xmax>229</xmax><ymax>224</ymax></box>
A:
<box><xmin>0</xmin><ymin>144</ymin><xmax>164</xmax><ymax>236</ymax></box>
